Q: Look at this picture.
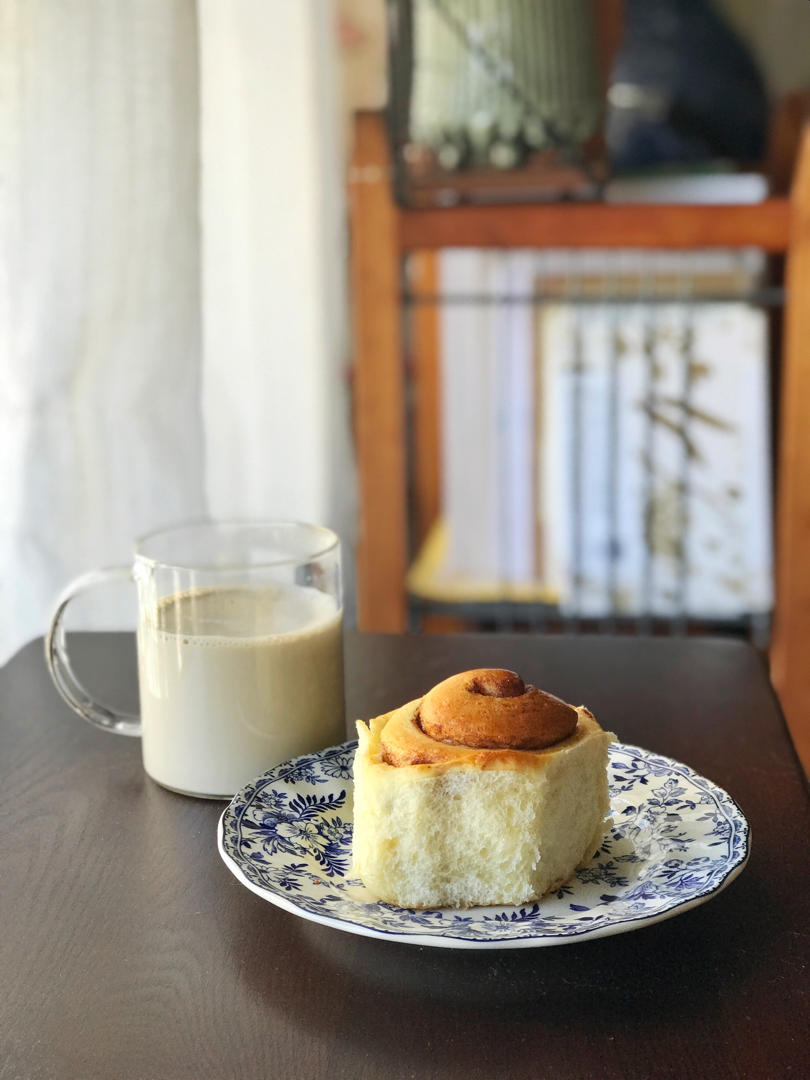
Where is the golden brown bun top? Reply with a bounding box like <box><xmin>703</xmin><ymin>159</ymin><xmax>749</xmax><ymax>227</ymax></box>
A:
<box><xmin>380</xmin><ymin>668</ymin><xmax>580</xmax><ymax>767</ymax></box>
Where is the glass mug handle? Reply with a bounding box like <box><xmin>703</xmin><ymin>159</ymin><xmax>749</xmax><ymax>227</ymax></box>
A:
<box><xmin>45</xmin><ymin>566</ymin><xmax>141</xmax><ymax>737</ymax></box>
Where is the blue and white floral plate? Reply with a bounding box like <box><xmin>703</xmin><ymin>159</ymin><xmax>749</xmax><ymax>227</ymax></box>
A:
<box><xmin>217</xmin><ymin>740</ymin><xmax>749</xmax><ymax>949</ymax></box>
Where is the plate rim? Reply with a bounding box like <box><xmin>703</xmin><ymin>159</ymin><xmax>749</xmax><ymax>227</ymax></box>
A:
<box><xmin>217</xmin><ymin>740</ymin><xmax>751</xmax><ymax>950</ymax></box>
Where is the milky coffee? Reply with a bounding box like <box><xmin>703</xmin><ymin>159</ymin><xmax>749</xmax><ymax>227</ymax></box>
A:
<box><xmin>136</xmin><ymin>584</ymin><xmax>344</xmax><ymax>797</ymax></box>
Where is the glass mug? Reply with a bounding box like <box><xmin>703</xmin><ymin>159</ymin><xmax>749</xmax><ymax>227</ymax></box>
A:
<box><xmin>46</xmin><ymin>521</ymin><xmax>345</xmax><ymax>798</ymax></box>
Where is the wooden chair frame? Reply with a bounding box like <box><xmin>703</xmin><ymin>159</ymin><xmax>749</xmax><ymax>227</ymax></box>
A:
<box><xmin>348</xmin><ymin>111</ymin><xmax>810</xmax><ymax>771</ymax></box>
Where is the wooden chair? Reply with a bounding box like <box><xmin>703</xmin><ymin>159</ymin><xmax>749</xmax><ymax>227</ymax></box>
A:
<box><xmin>348</xmin><ymin>111</ymin><xmax>810</xmax><ymax>774</ymax></box>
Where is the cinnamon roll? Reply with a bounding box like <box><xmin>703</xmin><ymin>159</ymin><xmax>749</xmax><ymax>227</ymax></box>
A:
<box><xmin>352</xmin><ymin>669</ymin><xmax>614</xmax><ymax>909</ymax></box>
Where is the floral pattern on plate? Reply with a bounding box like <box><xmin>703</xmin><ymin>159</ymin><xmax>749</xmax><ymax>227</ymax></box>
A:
<box><xmin>217</xmin><ymin>741</ymin><xmax>749</xmax><ymax>949</ymax></box>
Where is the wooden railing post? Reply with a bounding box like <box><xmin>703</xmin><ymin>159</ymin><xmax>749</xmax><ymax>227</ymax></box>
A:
<box><xmin>771</xmin><ymin>126</ymin><xmax>810</xmax><ymax>775</ymax></box>
<box><xmin>348</xmin><ymin>113</ymin><xmax>408</xmax><ymax>631</ymax></box>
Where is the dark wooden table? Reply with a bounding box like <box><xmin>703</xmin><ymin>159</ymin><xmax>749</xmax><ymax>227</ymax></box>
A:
<box><xmin>1</xmin><ymin>633</ymin><xmax>808</xmax><ymax>1080</ymax></box>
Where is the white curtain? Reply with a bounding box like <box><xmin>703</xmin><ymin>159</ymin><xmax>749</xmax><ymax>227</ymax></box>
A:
<box><xmin>0</xmin><ymin>0</ymin><xmax>354</xmax><ymax>663</ymax></box>
<box><xmin>198</xmin><ymin>1</ymin><xmax>351</xmax><ymax>527</ymax></box>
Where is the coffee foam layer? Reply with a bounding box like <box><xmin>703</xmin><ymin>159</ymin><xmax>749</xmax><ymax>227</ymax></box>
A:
<box><xmin>148</xmin><ymin>584</ymin><xmax>340</xmax><ymax>645</ymax></box>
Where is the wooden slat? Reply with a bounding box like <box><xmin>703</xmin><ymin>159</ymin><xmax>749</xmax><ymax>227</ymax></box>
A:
<box><xmin>420</xmin><ymin>613</ymin><xmax>469</xmax><ymax>633</ymax></box>
<box><xmin>400</xmin><ymin>200</ymin><xmax>792</xmax><ymax>252</ymax></box>
<box><xmin>593</xmin><ymin>0</ymin><xmax>625</xmax><ymax>92</ymax></box>
<box><xmin>767</xmin><ymin>91</ymin><xmax>810</xmax><ymax>196</ymax></box>
<box><xmin>408</xmin><ymin>259</ymin><xmax>466</xmax><ymax>634</ymax></box>
<box><xmin>348</xmin><ymin>113</ymin><xmax>408</xmax><ymax>631</ymax></box>
<box><xmin>771</xmin><ymin>127</ymin><xmax>810</xmax><ymax>776</ymax></box>
<box><xmin>409</xmin><ymin>251</ymin><xmax>441</xmax><ymax>545</ymax></box>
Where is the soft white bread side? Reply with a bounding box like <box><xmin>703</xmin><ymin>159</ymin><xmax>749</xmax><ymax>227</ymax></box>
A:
<box><xmin>352</xmin><ymin>701</ymin><xmax>613</xmax><ymax>909</ymax></box>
